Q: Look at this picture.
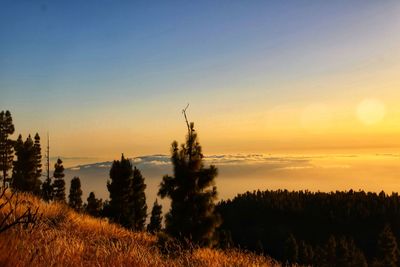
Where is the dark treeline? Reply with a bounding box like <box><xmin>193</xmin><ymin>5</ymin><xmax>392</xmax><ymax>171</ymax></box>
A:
<box><xmin>217</xmin><ymin>189</ymin><xmax>400</xmax><ymax>266</ymax></box>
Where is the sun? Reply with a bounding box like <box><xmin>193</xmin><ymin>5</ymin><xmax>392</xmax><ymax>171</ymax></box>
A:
<box><xmin>356</xmin><ymin>98</ymin><xmax>386</xmax><ymax>125</ymax></box>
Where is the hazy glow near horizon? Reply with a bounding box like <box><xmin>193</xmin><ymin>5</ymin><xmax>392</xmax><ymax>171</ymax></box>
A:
<box><xmin>356</xmin><ymin>98</ymin><xmax>386</xmax><ymax>125</ymax></box>
<box><xmin>1</xmin><ymin>1</ymin><xmax>400</xmax><ymax>159</ymax></box>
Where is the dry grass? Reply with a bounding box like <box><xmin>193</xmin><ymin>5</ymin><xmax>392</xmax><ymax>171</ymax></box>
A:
<box><xmin>0</xmin><ymin>191</ymin><xmax>279</xmax><ymax>267</ymax></box>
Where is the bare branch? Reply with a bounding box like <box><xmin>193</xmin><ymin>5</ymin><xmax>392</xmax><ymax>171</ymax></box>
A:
<box><xmin>182</xmin><ymin>103</ymin><xmax>190</xmax><ymax>134</ymax></box>
<box><xmin>0</xmin><ymin>188</ymin><xmax>40</xmax><ymax>233</ymax></box>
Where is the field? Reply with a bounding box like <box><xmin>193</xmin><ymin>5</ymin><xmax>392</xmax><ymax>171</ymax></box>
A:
<box><xmin>0</xmin><ymin>190</ymin><xmax>278</xmax><ymax>267</ymax></box>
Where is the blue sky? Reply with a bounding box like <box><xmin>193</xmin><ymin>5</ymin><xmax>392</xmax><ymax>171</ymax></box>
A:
<box><xmin>1</xmin><ymin>1</ymin><xmax>399</xmax><ymax>158</ymax></box>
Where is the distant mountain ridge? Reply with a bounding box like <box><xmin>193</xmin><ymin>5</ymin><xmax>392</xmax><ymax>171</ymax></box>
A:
<box><xmin>66</xmin><ymin>153</ymin><xmax>316</xmax><ymax>171</ymax></box>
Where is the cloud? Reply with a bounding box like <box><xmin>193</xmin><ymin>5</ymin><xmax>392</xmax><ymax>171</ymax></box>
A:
<box><xmin>280</xmin><ymin>166</ymin><xmax>314</xmax><ymax>170</ymax></box>
<box><xmin>65</xmin><ymin>153</ymin><xmax>373</xmax><ymax>173</ymax></box>
<box><xmin>98</xmin><ymin>164</ymin><xmax>111</xmax><ymax>168</ymax></box>
<box><xmin>50</xmin><ymin>156</ymin><xmax>99</xmax><ymax>161</ymax></box>
<box><xmin>204</xmin><ymin>154</ymin><xmax>311</xmax><ymax>169</ymax></box>
<box><xmin>375</xmin><ymin>153</ymin><xmax>400</xmax><ymax>158</ymax></box>
<box><xmin>319</xmin><ymin>164</ymin><xmax>350</xmax><ymax>169</ymax></box>
<box><xmin>66</xmin><ymin>154</ymin><xmax>314</xmax><ymax>171</ymax></box>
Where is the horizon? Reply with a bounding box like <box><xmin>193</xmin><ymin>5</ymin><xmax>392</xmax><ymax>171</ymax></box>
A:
<box><xmin>57</xmin><ymin>153</ymin><xmax>400</xmax><ymax>207</ymax></box>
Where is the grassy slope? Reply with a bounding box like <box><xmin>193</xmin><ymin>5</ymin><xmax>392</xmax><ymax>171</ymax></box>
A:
<box><xmin>0</xmin><ymin>192</ymin><xmax>278</xmax><ymax>267</ymax></box>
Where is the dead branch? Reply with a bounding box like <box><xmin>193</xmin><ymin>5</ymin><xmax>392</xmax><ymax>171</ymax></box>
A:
<box><xmin>0</xmin><ymin>187</ymin><xmax>40</xmax><ymax>233</ymax></box>
<box><xmin>182</xmin><ymin>103</ymin><xmax>190</xmax><ymax>134</ymax></box>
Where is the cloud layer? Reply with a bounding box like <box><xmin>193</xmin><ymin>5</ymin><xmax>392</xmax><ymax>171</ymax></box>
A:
<box><xmin>67</xmin><ymin>154</ymin><xmax>318</xmax><ymax>171</ymax></box>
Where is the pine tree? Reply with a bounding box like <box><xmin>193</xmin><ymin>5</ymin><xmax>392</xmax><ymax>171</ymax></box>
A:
<box><xmin>336</xmin><ymin>236</ymin><xmax>351</xmax><ymax>267</ymax></box>
<box><xmin>0</xmin><ymin>110</ymin><xmax>15</xmax><ymax>188</ymax></box>
<box><xmin>375</xmin><ymin>224</ymin><xmax>399</xmax><ymax>267</ymax></box>
<box><xmin>33</xmin><ymin>133</ymin><xmax>42</xmax><ymax>186</ymax></box>
<box><xmin>343</xmin><ymin>237</ymin><xmax>367</xmax><ymax>267</ymax></box>
<box><xmin>86</xmin><ymin>192</ymin><xmax>103</xmax><ymax>217</ymax></box>
<box><xmin>11</xmin><ymin>135</ymin><xmax>24</xmax><ymax>190</ymax></box>
<box><xmin>158</xmin><ymin>110</ymin><xmax>221</xmax><ymax>246</ymax></box>
<box><xmin>314</xmin><ymin>235</ymin><xmax>337</xmax><ymax>266</ymax></box>
<box><xmin>41</xmin><ymin>177</ymin><xmax>53</xmax><ymax>202</ymax></box>
<box><xmin>147</xmin><ymin>199</ymin><xmax>162</xmax><ymax>233</ymax></box>
<box><xmin>107</xmin><ymin>154</ymin><xmax>134</xmax><ymax>227</ymax></box>
<box><xmin>298</xmin><ymin>240</ymin><xmax>314</xmax><ymax>265</ymax></box>
<box><xmin>41</xmin><ymin>134</ymin><xmax>52</xmax><ymax>202</ymax></box>
<box><xmin>12</xmin><ymin>135</ymin><xmax>41</xmax><ymax>194</ymax></box>
<box><xmin>284</xmin><ymin>234</ymin><xmax>298</xmax><ymax>264</ymax></box>
<box><xmin>130</xmin><ymin>166</ymin><xmax>147</xmax><ymax>231</ymax></box>
<box><xmin>68</xmin><ymin>176</ymin><xmax>83</xmax><ymax>211</ymax></box>
<box><xmin>52</xmin><ymin>158</ymin><xmax>65</xmax><ymax>202</ymax></box>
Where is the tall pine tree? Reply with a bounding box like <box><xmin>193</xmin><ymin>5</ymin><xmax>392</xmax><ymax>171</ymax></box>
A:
<box><xmin>158</xmin><ymin>109</ymin><xmax>221</xmax><ymax>246</ymax></box>
<box><xmin>68</xmin><ymin>176</ymin><xmax>83</xmax><ymax>211</ymax></box>
<box><xmin>52</xmin><ymin>158</ymin><xmax>65</xmax><ymax>202</ymax></box>
<box><xmin>107</xmin><ymin>154</ymin><xmax>147</xmax><ymax>230</ymax></box>
<box><xmin>147</xmin><ymin>199</ymin><xmax>163</xmax><ymax>233</ymax></box>
<box><xmin>107</xmin><ymin>154</ymin><xmax>134</xmax><ymax>227</ymax></box>
<box><xmin>33</xmin><ymin>133</ymin><xmax>42</xmax><ymax>186</ymax></box>
<box><xmin>12</xmin><ymin>135</ymin><xmax>41</xmax><ymax>194</ymax></box>
<box><xmin>11</xmin><ymin>135</ymin><xmax>24</xmax><ymax>190</ymax></box>
<box><xmin>41</xmin><ymin>134</ymin><xmax>52</xmax><ymax>201</ymax></box>
<box><xmin>0</xmin><ymin>110</ymin><xmax>15</xmax><ymax>187</ymax></box>
<box><xmin>130</xmin><ymin>166</ymin><xmax>147</xmax><ymax>231</ymax></box>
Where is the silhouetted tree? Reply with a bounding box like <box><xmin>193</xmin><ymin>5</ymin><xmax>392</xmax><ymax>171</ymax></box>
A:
<box><xmin>284</xmin><ymin>234</ymin><xmax>298</xmax><ymax>264</ymax></box>
<box><xmin>68</xmin><ymin>176</ymin><xmax>83</xmax><ymax>211</ymax></box>
<box><xmin>107</xmin><ymin>154</ymin><xmax>148</xmax><ymax>230</ymax></box>
<box><xmin>298</xmin><ymin>240</ymin><xmax>314</xmax><ymax>265</ymax></box>
<box><xmin>33</xmin><ymin>133</ymin><xmax>42</xmax><ymax>185</ymax></box>
<box><xmin>336</xmin><ymin>237</ymin><xmax>368</xmax><ymax>267</ymax></box>
<box><xmin>12</xmin><ymin>135</ymin><xmax>41</xmax><ymax>194</ymax></box>
<box><xmin>41</xmin><ymin>177</ymin><xmax>53</xmax><ymax>202</ymax></box>
<box><xmin>11</xmin><ymin>135</ymin><xmax>24</xmax><ymax>190</ymax></box>
<box><xmin>85</xmin><ymin>192</ymin><xmax>103</xmax><ymax>217</ymax></box>
<box><xmin>158</xmin><ymin>109</ymin><xmax>221</xmax><ymax>246</ymax></box>
<box><xmin>130</xmin><ymin>167</ymin><xmax>147</xmax><ymax>231</ymax></box>
<box><xmin>217</xmin><ymin>230</ymin><xmax>234</xmax><ymax>249</ymax></box>
<box><xmin>374</xmin><ymin>225</ymin><xmax>399</xmax><ymax>267</ymax></box>
<box><xmin>52</xmin><ymin>158</ymin><xmax>65</xmax><ymax>202</ymax></box>
<box><xmin>41</xmin><ymin>134</ymin><xmax>52</xmax><ymax>201</ymax></box>
<box><xmin>107</xmin><ymin>154</ymin><xmax>133</xmax><ymax>227</ymax></box>
<box><xmin>316</xmin><ymin>236</ymin><xmax>337</xmax><ymax>266</ymax></box>
<box><xmin>0</xmin><ymin>110</ymin><xmax>15</xmax><ymax>188</ymax></box>
<box><xmin>147</xmin><ymin>199</ymin><xmax>162</xmax><ymax>233</ymax></box>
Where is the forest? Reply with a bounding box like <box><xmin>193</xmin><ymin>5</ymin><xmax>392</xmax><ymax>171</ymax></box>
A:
<box><xmin>1</xmin><ymin>109</ymin><xmax>399</xmax><ymax>266</ymax></box>
<box><xmin>217</xmin><ymin>190</ymin><xmax>400</xmax><ymax>266</ymax></box>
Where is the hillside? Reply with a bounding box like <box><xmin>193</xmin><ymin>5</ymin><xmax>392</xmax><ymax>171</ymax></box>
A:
<box><xmin>0</xmin><ymin>190</ymin><xmax>278</xmax><ymax>267</ymax></box>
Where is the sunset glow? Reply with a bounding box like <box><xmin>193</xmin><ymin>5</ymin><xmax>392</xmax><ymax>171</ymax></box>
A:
<box><xmin>356</xmin><ymin>98</ymin><xmax>386</xmax><ymax>125</ymax></box>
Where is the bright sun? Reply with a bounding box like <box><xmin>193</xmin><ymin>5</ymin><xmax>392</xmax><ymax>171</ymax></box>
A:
<box><xmin>356</xmin><ymin>98</ymin><xmax>386</xmax><ymax>125</ymax></box>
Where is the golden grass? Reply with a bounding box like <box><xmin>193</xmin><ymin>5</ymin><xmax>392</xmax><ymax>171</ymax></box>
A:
<box><xmin>0</xmin><ymin>191</ymin><xmax>279</xmax><ymax>267</ymax></box>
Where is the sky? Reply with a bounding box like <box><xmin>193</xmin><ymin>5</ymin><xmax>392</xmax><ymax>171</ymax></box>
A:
<box><xmin>1</xmin><ymin>1</ymin><xmax>400</xmax><ymax>160</ymax></box>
